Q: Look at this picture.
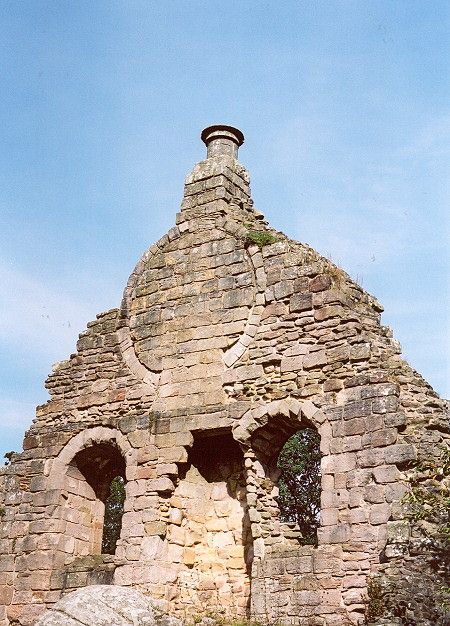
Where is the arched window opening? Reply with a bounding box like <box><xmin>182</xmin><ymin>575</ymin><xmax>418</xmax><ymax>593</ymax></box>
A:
<box><xmin>102</xmin><ymin>475</ymin><xmax>126</xmax><ymax>554</ymax></box>
<box><xmin>277</xmin><ymin>428</ymin><xmax>321</xmax><ymax>545</ymax></box>
<box><xmin>69</xmin><ymin>442</ymin><xmax>126</xmax><ymax>556</ymax></box>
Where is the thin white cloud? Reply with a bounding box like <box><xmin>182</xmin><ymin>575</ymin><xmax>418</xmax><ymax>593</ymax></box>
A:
<box><xmin>0</xmin><ymin>261</ymin><xmax>100</xmax><ymax>364</ymax></box>
<box><xmin>0</xmin><ymin>399</ymin><xmax>35</xmax><ymax>429</ymax></box>
<box><xmin>0</xmin><ymin>398</ymin><xmax>36</xmax><ymax>456</ymax></box>
<box><xmin>398</xmin><ymin>114</ymin><xmax>450</xmax><ymax>160</ymax></box>
<box><xmin>0</xmin><ymin>262</ymin><xmax>110</xmax><ymax>455</ymax></box>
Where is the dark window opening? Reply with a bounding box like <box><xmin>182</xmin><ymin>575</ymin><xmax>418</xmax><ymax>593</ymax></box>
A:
<box><xmin>188</xmin><ymin>430</ymin><xmax>244</xmax><ymax>487</ymax></box>
<box><xmin>277</xmin><ymin>428</ymin><xmax>321</xmax><ymax>545</ymax></box>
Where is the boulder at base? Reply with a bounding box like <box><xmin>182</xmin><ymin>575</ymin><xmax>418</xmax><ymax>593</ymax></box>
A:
<box><xmin>35</xmin><ymin>585</ymin><xmax>182</xmax><ymax>626</ymax></box>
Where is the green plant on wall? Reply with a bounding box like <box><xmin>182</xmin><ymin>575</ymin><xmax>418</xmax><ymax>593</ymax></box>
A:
<box><xmin>245</xmin><ymin>230</ymin><xmax>278</xmax><ymax>248</ymax></box>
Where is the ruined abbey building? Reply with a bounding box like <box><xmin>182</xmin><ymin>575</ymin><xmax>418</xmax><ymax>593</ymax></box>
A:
<box><xmin>1</xmin><ymin>126</ymin><xmax>448</xmax><ymax>626</ymax></box>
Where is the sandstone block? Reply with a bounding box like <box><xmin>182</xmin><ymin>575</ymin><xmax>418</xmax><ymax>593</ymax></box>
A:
<box><xmin>168</xmin><ymin>508</ymin><xmax>183</xmax><ymax>525</ymax></box>
<box><xmin>303</xmin><ymin>351</ymin><xmax>327</xmax><ymax>369</ymax></box>
<box><xmin>205</xmin><ymin>518</ymin><xmax>228</xmax><ymax>532</ymax></box>
<box><xmin>372</xmin><ymin>465</ymin><xmax>402</xmax><ymax>484</ymax></box>
<box><xmin>183</xmin><ymin>547</ymin><xmax>196</xmax><ymax>566</ymax></box>
<box><xmin>223</xmin><ymin>364</ymin><xmax>264</xmax><ymax>383</ymax></box>
<box><xmin>386</xmin><ymin>520</ymin><xmax>410</xmax><ymax>543</ymax></box>
<box><xmin>290</xmin><ymin>293</ymin><xmax>313</xmax><ymax>312</ymax></box>
<box><xmin>369</xmin><ymin>503</ymin><xmax>391</xmax><ymax>524</ymax></box>
<box><xmin>362</xmin><ymin>428</ymin><xmax>397</xmax><ymax>448</ymax></box>
<box><xmin>280</xmin><ymin>355</ymin><xmax>304</xmax><ymax>372</ymax></box>
<box><xmin>314</xmin><ymin>305</ymin><xmax>344</xmax><ymax>321</ymax></box>
<box><xmin>372</xmin><ymin>396</ymin><xmax>399</xmax><ymax>414</ymax></box>
<box><xmin>321</xmin><ymin>508</ymin><xmax>339</xmax><ymax>526</ymax></box>
<box><xmin>384</xmin><ymin>443</ymin><xmax>416</xmax><ymax>465</ymax></box>
<box><xmin>144</xmin><ymin>521</ymin><xmax>167</xmax><ymax>537</ymax></box>
<box><xmin>309</xmin><ymin>274</ymin><xmax>332</xmax><ymax>292</ymax></box>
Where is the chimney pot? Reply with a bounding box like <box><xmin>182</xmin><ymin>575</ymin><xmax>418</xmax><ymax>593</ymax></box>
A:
<box><xmin>201</xmin><ymin>125</ymin><xmax>244</xmax><ymax>159</ymax></box>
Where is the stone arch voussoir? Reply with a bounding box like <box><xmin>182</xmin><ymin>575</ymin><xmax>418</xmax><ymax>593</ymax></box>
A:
<box><xmin>46</xmin><ymin>426</ymin><xmax>136</xmax><ymax>487</ymax></box>
<box><xmin>232</xmin><ymin>397</ymin><xmax>326</xmax><ymax>448</ymax></box>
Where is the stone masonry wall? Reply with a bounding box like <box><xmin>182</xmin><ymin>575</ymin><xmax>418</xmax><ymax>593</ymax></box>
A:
<box><xmin>0</xmin><ymin>126</ymin><xmax>448</xmax><ymax>626</ymax></box>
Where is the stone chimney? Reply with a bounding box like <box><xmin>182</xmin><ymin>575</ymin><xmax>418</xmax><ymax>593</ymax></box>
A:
<box><xmin>201</xmin><ymin>125</ymin><xmax>244</xmax><ymax>159</ymax></box>
<box><xmin>177</xmin><ymin>125</ymin><xmax>252</xmax><ymax>224</ymax></box>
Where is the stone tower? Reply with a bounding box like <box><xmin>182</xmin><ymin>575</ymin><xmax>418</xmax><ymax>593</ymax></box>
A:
<box><xmin>0</xmin><ymin>126</ymin><xmax>448</xmax><ymax>626</ymax></box>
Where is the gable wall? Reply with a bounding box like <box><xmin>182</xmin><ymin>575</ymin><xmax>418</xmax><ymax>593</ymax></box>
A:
<box><xmin>0</xmin><ymin>143</ymin><xmax>447</xmax><ymax>626</ymax></box>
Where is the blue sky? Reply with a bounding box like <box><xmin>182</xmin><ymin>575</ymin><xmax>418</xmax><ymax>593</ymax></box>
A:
<box><xmin>0</xmin><ymin>0</ymin><xmax>449</xmax><ymax>458</ymax></box>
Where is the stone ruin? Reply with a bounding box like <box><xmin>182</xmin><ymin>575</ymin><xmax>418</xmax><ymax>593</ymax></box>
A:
<box><xmin>0</xmin><ymin>126</ymin><xmax>448</xmax><ymax>626</ymax></box>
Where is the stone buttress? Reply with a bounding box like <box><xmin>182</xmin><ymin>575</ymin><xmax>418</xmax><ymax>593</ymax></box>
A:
<box><xmin>0</xmin><ymin>126</ymin><xmax>448</xmax><ymax>626</ymax></box>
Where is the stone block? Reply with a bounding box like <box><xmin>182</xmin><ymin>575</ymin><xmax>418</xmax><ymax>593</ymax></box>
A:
<box><xmin>144</xmin><ymin>520</ymin><xmax>167</xmax><ymax>537</ymax></box>
<box><xmin>343</xmin><ymin>400</ymin><xmax>371</xmax><ymax>420</ymax></box>
<box><xmin>167</xmin><ymin>524</ymin><xmax>186</xmax><ymax>546</ymax></box>
<box><xmin>310</xmin><ymin>274</ymin><xmax>332</xmax><ymax>292</ymax></box>
<box><xmin>362</xmin><ymin>428</ymin><xmax>398</xmax><ymax>448</ymax></box>
<box><xmin>205</xmin><ymin>518</ymin><xmax>228</xmax><ymax>532</ymax></box>
<box><xmin>167</xmin><ymin>543</ymin><xmax>184</xmax><ymax>563</ymax></box>
<box><xmin>0</xmin><ymin>584</ymin><xmax>13</xmax><ymax>606</ymax></box>
<box><xmin>314</xmin><ymin>305</ymin><xmax>344</xmax><ymax>321</ymax></box>
<box><xmin>317</xmin><ymin>524</ymin><xmax>351</xmax><ymax>544</ymax></box>
<box><xmin>274</xmin><ymin>280</ymin><xmax>294</xmax><ymax>299</ymax></box>
<box><xmin>321</xmin><ymin>508</ymin><xmax>339</xmax><ymax>526</ymax></box>
<box><xmin>369</xmin><ymin>503</ymin><xmax>391</xmax><ymax>524</ymax></box>
<box><xmin>183</xmin><ymin>547</ymin><xmax>196</xmax><ymax>566</ymax></box>
<box><xmin>383</xmin><ymin>412</ymin><xmax>406</xmax><ymax>427</ymax></box>
<box><xmin>327</xmin><ymin>345</ymin><xmax>350</xmax><ymax>363</ymax></box>
<box><xmin>384</xmin><ymin>444</ymin><xmax>416</xmax><ymax>465</ymax></box>
<box><xmin>223</xmin><ymin>288</ymin><xmax>253</xmax><ymax>309</ymax></box>
<box><xmin>159</xmin><ymin>446</ymin><xmax>188</xmax><ymax>463</ymax></box>
<box><xmin>290</xmin><ymin>293</ymin><xmax>313</xmax><ymax>312</ymax></box>
<box><xmin>349</xmin><ymin>344</ymin><xmax>371</xmax><ymax>361</ymax></box>
<box><xmin>386</xmin><ymin>520</ymin><xmax>410</xmax><ymax>543</ymax></box>
<box><xmin>356</xmin><ymin>448</ymin><xmax>384</xmax><ymax>468</ymax></box>
<box><xmin>32</xmin><ymin>490</ymin><xmax>61</xmax><ymax>507</ymax></box>
<box><xmin>372</xmin><ymin>465</ymin><xmax>402</xmax><ymax>484</ymax></box>
<box><xmin>385</xmin><ymin>482</ymin><xmax>409</xmax><ymax>502</ymax></box>
<box><xmin>303</xmin><ymin>351</ymin><xmax>327</xmax><ymax>369</ymax></box>
<box><xmin>212</xmin><ymin>531</ymin><xmax>234</xmax><ymax>548</ymax></box>
<box><xmin>135</xmin><ymin>466</ymin><xmax>157</xmax><ymax>480</ymax></box>
<box><xmin>342</xmin><ymin>435</ymin><xmax>362</xmax><ymax>452</ymax></box>
<box><xmin>127</xmin><ymin>429</ymin><xmax>151</xmax><ymax>448</ymax></box>
<box><xmin>156</xmin><ymin>463</ymin><xmax>178</xmax><ymax>477</ymax></box>
<box><xmin>168</xmin><ymin>508</ymin><xmax>183</xmax><ymax>525</ymax></box>
<box><xmin>280</xmin><ymin>355</ymin><xmax>304</xmax><ymax>372</ymax></box>
<box><xmin>372</xmin><ymin>396</ymin><xmax>399</xmax><ymax>414</ymax></box>
<box><xmin>364</xmin><ymin>484</ymin><xmax>385</xmax><ymax>503</ymax></box>
<box><xmin>223</xmin><ymin>364</ymin><xmax>264</xmax><ymax>383</ymax></box>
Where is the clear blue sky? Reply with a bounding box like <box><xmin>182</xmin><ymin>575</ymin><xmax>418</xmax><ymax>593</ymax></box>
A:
<box><xmin>1</xmin><ymin>1</ymin><xmax>449</xmax><ymax>458</ymax></box>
